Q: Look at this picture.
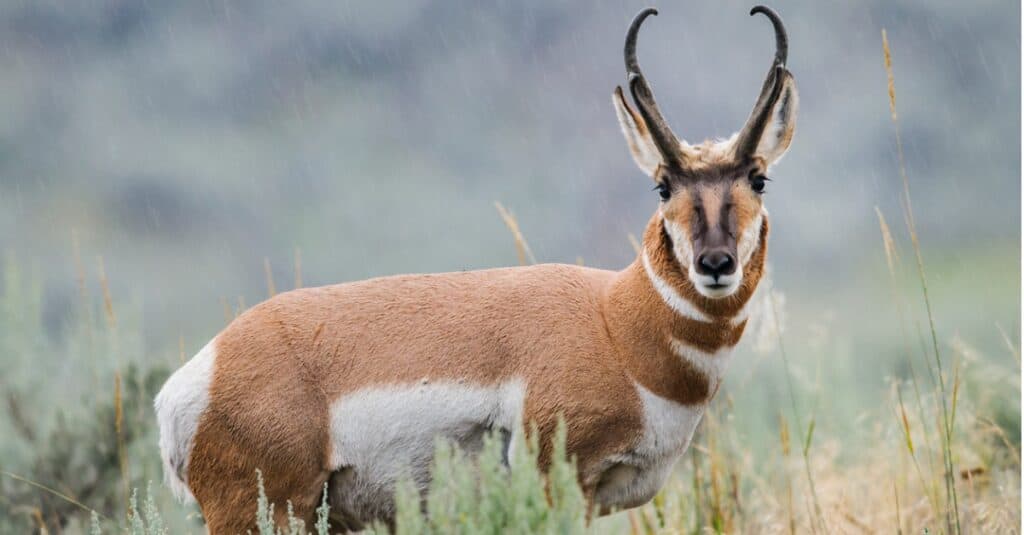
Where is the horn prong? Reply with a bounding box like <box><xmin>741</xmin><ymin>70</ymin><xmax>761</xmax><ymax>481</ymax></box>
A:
<box><xmin>734</xmin><ymin>6</ymin><xmax>792</xmax><ymax>161</ymax></box>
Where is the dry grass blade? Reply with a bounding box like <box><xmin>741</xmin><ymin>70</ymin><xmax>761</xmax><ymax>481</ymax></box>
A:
<box><xmin>877</xmin><ymin>207</ymin><xmax>943</xmax><ymax>512</ymax></box>
<box><xmin>114</xmin><ymin>372</ymin><xmax>130</xmax><ymax>514</ymax></box>
<box><xmin>950</xmin><ymin>357</ymin><xmax>962</xmax><ymax>437</ymax></box>
<box><xmin>802</xmin><ymin>418</ymin><xmax>816</xmax><ymax>458</ymax></box>
<box><xmin>995</xmin><ymin>322</ymin><xmax>1020</xmax><ymax>365</ymax></box>
<box><xmin>896</xmin><ymin>388</ymin><xmax>915</xmax><ymax>455</ymax></box>
<box><xmin>893</xmin><ymin>383</ymin><xmax>939</xmax><ymax>514</ymax></box>
<box><xmin>32</xmin><ymin>508</ymin><xmax>48</xmax><ymax>535</ymax></box>
<box><xmin>778</xmin><ymin>412</ymin><xmax>791</xmax><ymax>457</ymax></box>
<box><xmin>178</xmin><ymin>334</ymin><xmax>186</xmax><ymax>364</ymax></box>
<box><xmin>96</xmin><ymin>256</ymin><xmax>116</xmax><ymax>328</ymax></box>
<box><xmin>494</xmin><ymin>202</ymin><xmax>537</xmax><ymax>265</ymax></box>
<box><xmin>627</xmin><ymin>233</ymin><xmax>642</xmax><ymax>255</ymax></box>
<box><xmin>875</xmin><ymin>207</ymin><xmax>899</xmax><ymax>275</ymax></box>
<box><xmin>5</xmin><ymin>392</ymin><xmax>35</xmax><ymax>442</ymax></box>
<box><xmin>976</xmin><ymin>416</ymin><xmax>1021</xmax><ymax>467</ymax></box>
<box><xmin>894</xmin><ymin>482</ymin><xmax>903</xmax><ymax>535</ymax></box>
<box><xmin>882</xmin><ymin>28</ymin><xmax>960</xmax><ymax>533</ymax></box>
<box><xmin>0</xmin><ymin>471</ymin><xmax>105</xmax><ymax>519</ymax></box>
<box><xmin>220</xmin><ymin>296</ymin><xmax>233</xmax><ymax>325</ymax></box>
<box><xmin>627</xmin><ymin>510</ymin><xmax>641</xmax><ymax>535</ymax></box>
<box><xmin>72</xmin><ymin>229</ymin><xmax>88</xmax><ymax>302</ymax></box>
<box><xmin>769</xmin><ymin>290</ymin><xmax>825</xmax><ymax>532</ymax></box>
<box><xmin>264</xmin><ymin>257</ymin><xmax>277</xmax><ymax>298</ymax></box>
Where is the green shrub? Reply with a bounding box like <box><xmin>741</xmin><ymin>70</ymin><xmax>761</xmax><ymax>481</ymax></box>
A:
<box><xmin>378</xmin><ymin>422</ymin><xmax>586</xmax><ymax>535</ymax></box>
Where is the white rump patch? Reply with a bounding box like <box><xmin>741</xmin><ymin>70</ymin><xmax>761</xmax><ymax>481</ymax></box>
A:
<box><xmin>327</xmin><ymin>380</ymin><xmax>526</xmax><ymax>522</ymax></box>
<box><xmin>154</xmin><ymin>339</ymin><xmax>216</xmax><ymax>503</ymax></box>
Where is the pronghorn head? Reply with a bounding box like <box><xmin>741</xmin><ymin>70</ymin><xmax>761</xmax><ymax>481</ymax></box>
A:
<box><xmin>614</xmin><ymin>6</ymin><xmax>798</xmax><ymax>299</ymax></box>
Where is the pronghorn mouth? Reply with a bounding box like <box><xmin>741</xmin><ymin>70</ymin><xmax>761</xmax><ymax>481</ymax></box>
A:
<box><xmin>694</xmin><ymin>275</ymin><xmax>742</xmax><ymax>299</ymax></box>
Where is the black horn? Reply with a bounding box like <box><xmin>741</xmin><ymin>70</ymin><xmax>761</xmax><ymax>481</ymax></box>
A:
<box><xmin>733</xmin><ymin>5</ymin><xmax>791</xmax><ymax>161</ymax></box>
<box><xmin>624</xmin><ymin>8</ymin><xmax>686</xmax><ymax>170</ymax></box>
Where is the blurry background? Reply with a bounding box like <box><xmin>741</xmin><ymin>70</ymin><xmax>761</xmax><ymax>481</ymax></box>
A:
<box><xmin>0</xmin><ymin>0</ymin><xmax>1019</xmax><ymax>531</ymax></box>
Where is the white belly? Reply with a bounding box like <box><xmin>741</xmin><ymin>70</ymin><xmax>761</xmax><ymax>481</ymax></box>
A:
<box><xmin>594</xmin><ymin>382</ymin><xmax>706</xmax><ymax>511</ymax></box>
<box><xmin>326</xmin><ymin>380</ymin><xmax>525</xmax><ymax>524</ymax></box>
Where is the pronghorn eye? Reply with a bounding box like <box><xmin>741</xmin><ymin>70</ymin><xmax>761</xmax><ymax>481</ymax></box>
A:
<box><xmin>750</xmin><ymin>175</ymin><xmax>769</xmax><ymax>194</ymax></box>
<box><xmin>655</xmin><ymin>183</ymin><xmax>671</xmax><ymax>201</ymax></box>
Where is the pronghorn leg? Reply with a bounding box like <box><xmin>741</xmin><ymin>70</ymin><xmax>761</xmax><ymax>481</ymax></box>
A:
<box><xmin>187</xmin><ymin>383</ymin><xmax>332</xmax><ymax>533</ymax></box>
<box><xmin>190</xmin><ymin>452</ymin><xmax>330</xmax><ymax>533</ymax></box>
<box><xmin>190</xmin><ymin>442</ymin><xmax>330</xmax><ymax>534</ymax></box>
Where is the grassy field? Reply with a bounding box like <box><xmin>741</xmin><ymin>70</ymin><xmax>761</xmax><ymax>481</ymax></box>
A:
<box><xmin>0</xmin><ymin>194</ymin><xmax>1018</xmax><ymax>533</ymax></box>
<box><xmin>0</xmin><ymin>27</ymin><xmax>1020</xmax><ymax>535</ymax></box>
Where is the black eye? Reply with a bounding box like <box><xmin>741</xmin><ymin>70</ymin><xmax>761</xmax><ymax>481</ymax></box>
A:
<box><xmin>750</xmin><ymin>175</ymin><xmax>768</xmax><ymax>194</ymax></box>
<box><xmin>655</xmin><ymin>183</ymin><xmax>671</xmax><ymax>201</ymax></box>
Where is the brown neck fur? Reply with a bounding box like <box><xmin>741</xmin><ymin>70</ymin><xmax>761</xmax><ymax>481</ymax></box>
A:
<box><xmin>601</xmin><ymin>212</ymin><xmax>768</xmax><ymax>405</ymax></box>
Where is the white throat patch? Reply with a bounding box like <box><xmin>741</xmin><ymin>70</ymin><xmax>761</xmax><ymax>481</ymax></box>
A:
<box><xmin>642</xmin><ymin>250</ymin><xmax>711</xmax><ymax>322</ymax></box>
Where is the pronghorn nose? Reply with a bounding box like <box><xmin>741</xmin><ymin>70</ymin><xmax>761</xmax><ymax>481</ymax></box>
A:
<box><xmin>697</xmin><ymin>250</ymin><xmax>736</xmax><ymax>278</ymax></box>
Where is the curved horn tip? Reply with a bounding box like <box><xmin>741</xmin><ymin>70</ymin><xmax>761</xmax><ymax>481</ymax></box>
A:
<box><xmin>748</xmin><ymin>5</ymin><xmax>788</xmax><ymax>66</ymax></box>
<box><xmin>628</xmin><ymin>7</ymin><xmax>659</xmax><ymax>32</ymax></box>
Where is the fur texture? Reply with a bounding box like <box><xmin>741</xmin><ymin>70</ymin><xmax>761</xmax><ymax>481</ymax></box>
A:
<box><xmin>154</xmin><ymin>340</ymin><xmax>216</xmax><ymax>503</ymax></box>
<box><xmin>154</xmin><ymin>210</ymin><xmax>768</xmax><ymax>532</ymax></box>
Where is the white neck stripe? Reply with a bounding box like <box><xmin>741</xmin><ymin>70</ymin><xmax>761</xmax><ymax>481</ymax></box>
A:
<box><xmin>667</xmin><ymin>336</ymin><xmax>734</xmax><ymax>384</ymax></box>
<box><xmin>641</xmin><ymin>250</ymin><xmax>711</xmax><ymax>322</ymax></box>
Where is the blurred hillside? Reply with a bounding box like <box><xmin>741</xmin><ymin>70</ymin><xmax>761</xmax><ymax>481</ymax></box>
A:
<box><xmin>0</xmin><ymin>0</ymin><xmax>1018</xmax><ymax>367</ymax></box>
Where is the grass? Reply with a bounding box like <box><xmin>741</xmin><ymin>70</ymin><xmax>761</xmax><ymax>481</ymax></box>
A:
<box><xmin>0</xmin><ymin>28</ymin><xmax>1019</xmax><ymax>535</ymax></box>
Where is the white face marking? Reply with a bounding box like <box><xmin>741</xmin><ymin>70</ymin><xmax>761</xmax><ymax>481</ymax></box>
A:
<box><xmin>594</xmin><ymin>382</ymin><xmax>705</xmax><ymax>510</ymax></box>
<box><xmin>327</xmin><ymin>380</ymin><xmax>525</xmax><ymax>523</ymax></box>
<box><xmin>642</xmin><ymin>249</ymin><xmax>711</xmax><ymax>322</ymax></box>
<box><xmin>661</xmin><ymin>215</ymin><xmax>694</xmax><ymax>267</ymax></box>
<box><xmin>154</xmin><ymin>339</ymin><xmax>216</xmax><ymax>503</ymax></box>
<box><xmin>738</xmin><ymin>207</ymin><xmax>766</xmax><ymax>265</ymax></box>
<box><xmin>663</xmin><ymin>214</ymin><xmax>740</xmax><ymax>299</ymax></box>
<box><xmin>665</xmin><ymin>207</ymin><xmax>765</xmax><ymax>300</ymax></box>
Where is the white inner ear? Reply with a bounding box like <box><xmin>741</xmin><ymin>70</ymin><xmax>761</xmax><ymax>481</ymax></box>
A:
<box><xmin>754</xmin><ymin>76</ymin><xmax>799</xmax><ymax>167</ymax></box>
<box><xmin>613</xmin><ymin>90</ymin><xmax>662</xmax><ymax>177</ymax></box>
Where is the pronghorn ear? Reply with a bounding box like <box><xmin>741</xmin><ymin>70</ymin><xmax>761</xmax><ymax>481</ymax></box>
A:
<box><xmin>613</xmin><ymin>86</ymin><xmax>662</xmax><ymax>177</ymax></box>
<box><xmin>752</xmin><ymin>71</ymin><xmax>798</xmax><ymax>166</ymax></box>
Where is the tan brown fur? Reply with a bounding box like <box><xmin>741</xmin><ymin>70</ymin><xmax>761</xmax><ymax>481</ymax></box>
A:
<box><xmin>655</xmin><ymin>180</ymin><xmax>769</xmax><ymax>319</ymax></box>
<box><xmin>181</xmin><ymin>204</ymin><xmax>768</xmax><ymax>532</ymax></box>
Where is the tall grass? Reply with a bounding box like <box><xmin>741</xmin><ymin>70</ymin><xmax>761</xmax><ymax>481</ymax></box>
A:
<box><xmin>881</xmin><ymin>28</ymin><xmax>960</xmax><ymax>534</ymax></box>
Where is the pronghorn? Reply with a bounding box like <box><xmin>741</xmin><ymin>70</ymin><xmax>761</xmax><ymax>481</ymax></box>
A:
<box><xmin>155</xmin><ymin>5</ymin><xmax>797</xmax><ymax>532</ymax></box>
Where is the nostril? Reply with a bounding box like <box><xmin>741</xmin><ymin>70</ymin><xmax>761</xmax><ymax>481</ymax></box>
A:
<box><xmin>698</xmin><ymin>251</ymin><xmax>736</xmax><ymax>277</ymax></box>
<box><xmin>719</xmin><ymin>254</ymin><xmax>736</xmax><ymax>274</ymax></box>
